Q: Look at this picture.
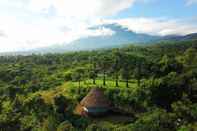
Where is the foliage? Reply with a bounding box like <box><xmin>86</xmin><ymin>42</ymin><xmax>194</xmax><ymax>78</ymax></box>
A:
<box><xmin>0</xmin><ymin>40</ymin><xmax>196</xmax><ymax>130</ymax></box>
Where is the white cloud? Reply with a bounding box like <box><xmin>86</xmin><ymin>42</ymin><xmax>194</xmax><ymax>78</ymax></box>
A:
<box><xmin>0</xmin><ymin>0</ymin><xmax>135</xmax><ymax>52</ymax></box>
<box><xmin>0</xmin><ymin>0</ymin><xmax>197</xmax><ymax>52</ymax></box>
<box><xmin>105</xmin><ymin>18</ymin><xmax>197</xmax><ymax>36</ymax></box>
<box><xmin>0</xmin><ymin>14</ymin><xmax>115</xmax><ymax>52</ymax></box>
<box><xmin>0</xmin><ymin>30</ymin><xmax>6</xmax><ymax>37</ymax></box>
<box><xmin>27</xmin><ymin>0</ymin><xmax>135</xmax><ymax>18</ymax></box>
<box><xmin>186</xmin><ymin>0</ymin><xmax>197</xmax><ymax>5</ymax></box>
<box><xmin>1</xmin><ymin>15</ymin><xmax>197</xmax><ymax>52</ymax></box>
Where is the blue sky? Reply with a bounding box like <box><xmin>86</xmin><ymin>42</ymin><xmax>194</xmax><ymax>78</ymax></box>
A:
<box><xmin>0</xmin><ymin>0</ymin><xmax>197</xmax><ymax>52</ymax></box>
<box><xmin>110</xmin><ymin>0</ymin><xmax>197</xmax><ymax>19</ymax></box>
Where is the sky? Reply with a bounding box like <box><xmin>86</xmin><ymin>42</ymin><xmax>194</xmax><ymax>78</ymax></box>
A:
<box><xmin>0</xmin><ymin>0</ymin><xmax>197</xmax><ymax>52</ymax></box>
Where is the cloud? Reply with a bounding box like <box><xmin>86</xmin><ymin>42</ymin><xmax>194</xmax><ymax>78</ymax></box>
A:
<box><xmin>27</xmin><ymin>0</ymin><xmax>135</xmax><ymax>18</ymax></box>
<box><xmin>0</xmin><ymin>30</ymin><xmax>7</xmax><ymax>37</ymax></box>
<box><xmin>0</xmin><ymin>14</ymin><xmax>115</xmax><ymax>52</ymax></box>
<box><xmin>0</xmin><ymin>0</ymin><xmax>135</xmax><ymax>52</ymax></box>
<box><xmin>1</xmin><ymin>16</ymin><xmax>197</xmax><ymax>52</ymax></box>
<box><xmin>0</xmin><ymin>0</ymin><xmax>197</xmax><ymax>52</ymax></box>
<box><xmin>62</xmin><ymin>27</ymin><xmax>115</xmax><ymax>39</ymax></box>
<box><xmin>186</xmin><ymin>0</ymin><xmax>197</xmax><ymax>5</ymax></box>
<box><xmin>105</xmin><ymin>18</ymin><xmax>197</xmax><ymax>36</ymax></box>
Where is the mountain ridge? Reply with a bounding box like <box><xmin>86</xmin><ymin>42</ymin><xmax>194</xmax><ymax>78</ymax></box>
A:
<box><xmin>1</xmin><ymin>24</ymin><xmax>197</xmax><ymax>55</ymax></box>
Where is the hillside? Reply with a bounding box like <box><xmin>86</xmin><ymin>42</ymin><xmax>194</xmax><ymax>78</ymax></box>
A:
<box><xmin>3</xmin><ymin>24</ymin><xmax>195</xmax><ymax>55</ymax></box>
<box><xmin>0</xmin><ymin>40</ymin><xmax>196</xmax><ymax>130</ymax></box>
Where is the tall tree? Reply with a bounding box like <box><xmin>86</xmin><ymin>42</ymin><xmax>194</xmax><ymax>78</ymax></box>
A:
<box><xmin>72</xmin><ymin>68</ymin><xmax>84</xmax><ymax>88</ymax></box>
<box><xmin>98</xmin><ymin>56</ymin><xmax>112</xmax><ymax>86</ymax></box>
<box><xmin>133</xmin><ymin>56</ymin><xmax>146</xmax><ymax>87</ymax></box>
<box><xmin>182</xmin><ymin>47</ymin><xmax>197</xmax><ymax>70</ymax></box>
<box><xmin>120</xmin><ymin>53</ymin><xmax>132</xmax><ymax>88</ymax></box>
<box><xmin>112</xmin><ymin>49</ymin><xmax>122</xmax><ymax>87</ymax></box>
<box><xmin>88</xmin><ymin>56</ymin><xmax>98</xmax><ymax>84</ymax></box>
<box><xmin>159</xmin><ymin>55</ymin><xmax>183</xmax><ymax>75</ymax></box>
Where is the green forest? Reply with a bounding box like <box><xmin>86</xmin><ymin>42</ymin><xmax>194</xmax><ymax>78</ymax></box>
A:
<box><xmin>0</xmin><ymin>40</ymin><xmax>197</xmax><ymax>131</ymax></box>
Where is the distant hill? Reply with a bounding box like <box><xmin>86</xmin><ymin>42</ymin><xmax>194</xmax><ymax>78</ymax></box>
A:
<box><xmin>32</xmin><ymin>24</ymin><xmax>161</xmax><ymax>53</ymax></box>
<box><xmin>1</xmin><ymin>24</ymin><xmax>197</xmax><ymax>55</ymax></box>
<box><xmin>162</xmin><ymin>33</ymin><xmax>197</xmax><ymax>41</ymax></box>
<box><xmin>68</xmin><ymin>24</ymin><xmax>160</xmax><ymax>49</ymax></box>
<box><xmin>33</xmin><ymin>24</ymin><xmax>197</xmax><ymax>53</ymax></box>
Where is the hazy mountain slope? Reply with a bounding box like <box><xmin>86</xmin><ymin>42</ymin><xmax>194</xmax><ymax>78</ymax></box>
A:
<box><xmin>68</xmin><ymin>24</ymin><xmax>160</xmax><ymax>49</ymax></box>
<box><xmin>34</xmin><ymin>24</ymin><xmax>161</xmax><ymax>53</ymax></box>
<box><xmin>36</xmin><ymin>24</ymin><xmax>197</xmax><ymax>53</ymax></box>
<box><xmin>162</xmin><ymin>33</ymin><xmax>197</xmax><ymax>41</ymax></box>
<box><xmin>1</xmin><ymin>24</ymin><xmax>197</xmax><ymax>55</ymax></box>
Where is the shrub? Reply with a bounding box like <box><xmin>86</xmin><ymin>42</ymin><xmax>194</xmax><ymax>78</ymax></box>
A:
<box><xmin>129</xmin><ymin>108</ymin><xmax>177</xmax><ymax>131</ymax></box>
<box><xmin>57</xmin><ymin>121</ymin><xmax>75</xmax><ymax>131</ymax></box>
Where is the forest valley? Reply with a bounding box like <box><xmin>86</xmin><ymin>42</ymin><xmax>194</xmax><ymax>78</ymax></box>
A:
<box><xmin>0</xmin><ymin>40</ymin><xmax>197</xmax><ymax>131</ymax></box>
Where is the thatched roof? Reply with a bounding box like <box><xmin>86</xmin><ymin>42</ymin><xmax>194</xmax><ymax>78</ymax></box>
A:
<box><xmin>80</xmin><ymin>88</ymin><xmax>110</xmax><ymax>108</ymax></box>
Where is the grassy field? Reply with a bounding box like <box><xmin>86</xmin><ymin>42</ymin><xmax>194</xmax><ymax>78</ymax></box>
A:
<box><xmin>39</xmin><ymin>78</ymin><xmax>139</xmax><ymax>105</ymax></box>
<box><xmin>67</xmin><ymin>79</ymin><xmax>138</xmax><ymax>89</ymax></box>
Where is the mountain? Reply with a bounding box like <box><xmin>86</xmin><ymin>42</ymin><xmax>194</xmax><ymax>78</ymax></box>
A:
<box><xmin>68</xmin><ymin>24</ymin><xmax>160</xmax><ymax>50</ymax></box>
<box><xmin>35</xmin><ymin>24</ymin><xmax>197</xmax><ymax>53</ymax></box>
<box><xmin>1</xmin><ymin>24</ymin><xmax>197</xmax><ymax>55</ymax></box>
<box><xmin>162</xmin><ymin>33</ymin><xmax>197</xmax><ymax>41</ymax></box>
<box><xmin>33</xmin><ymin>24</ymin><xmax>161</xmax><ymax>53</ymax></box>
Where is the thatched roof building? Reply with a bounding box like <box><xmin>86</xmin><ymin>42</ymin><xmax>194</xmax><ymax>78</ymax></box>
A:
<box><xmin>76</xmin><ymin>88</ymin><xmax>111</xmax><ymax>116</ymax></box>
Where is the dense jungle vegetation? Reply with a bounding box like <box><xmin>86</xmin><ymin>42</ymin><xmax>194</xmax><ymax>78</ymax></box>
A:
<box><xmin>0</xmin><ymin>40</ymin><xmax>197</xmax><ymax>131</ymax></box>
